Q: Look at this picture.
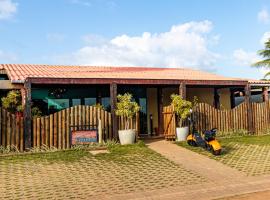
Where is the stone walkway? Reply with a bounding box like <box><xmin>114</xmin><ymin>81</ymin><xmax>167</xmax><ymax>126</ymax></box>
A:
<box><xmin>141</xmin><ymin>139</ymin><xmax>270</xmax><ymax>200</ymax></box>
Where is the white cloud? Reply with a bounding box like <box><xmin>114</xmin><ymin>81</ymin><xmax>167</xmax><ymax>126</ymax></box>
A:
<box><xmin>0</xmin><ymin>0</ymin><xmax>17</xmax><ymax>20</ymax></box>
<box><xmin>258</xmin><ymin>8</ymin><xmax>270</xmax><ymax>24</ymax></box>
<box><xmin>260</xmin><ymin>31</ymin><xmax>270</xmax><ymax>45</ymax></box>
<box><xmin>58</xmin><ymin>21</ymin><xmax>220</xmax><ymax>71</ymax></box>
<box><xmin>233</xmin><ymin>49</ymin><xmax>259</xmax><ymax>66</ymax></box>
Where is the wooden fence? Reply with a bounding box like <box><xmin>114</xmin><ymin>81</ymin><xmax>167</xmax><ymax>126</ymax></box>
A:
<box><xmin>251</xmin><ymin>101</ymin><xmax>270</xmax><ymax>134</ymax></box>
<box><xmin>1</xmin><ymin>101</ymin><xmax>270</xmax><ymax>150</ymax></box>
<box><xmin>163</xmin><ymin>101</ymin><xmax>270</xmax><ymax>139</ymax></box>
<box><xmin>32</xmin><ymin>105</ymin><xmax>112</xmax><ymax>149</ymax></box>
<box><xmin>0</xmin><ymin>108</ymin><xmax>24</xmax><ymax>151</ymax></box>
<box><xmin>32</xmin><ymin>105</ymin><xmax>139</xmax><ymax>149</ymax></box>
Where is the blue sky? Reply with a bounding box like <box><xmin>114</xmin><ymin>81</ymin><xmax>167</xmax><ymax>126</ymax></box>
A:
<box><xmin>0</xmin><ymin>0</ymin><xmax>270</xmax><ymax>79</ymax></box>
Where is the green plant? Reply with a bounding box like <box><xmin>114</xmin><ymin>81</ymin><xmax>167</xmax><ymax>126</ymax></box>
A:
<box><xmin>252</xmin><ymin>38</ymin><xmax>270</xmax><ymax>69</ymax></box>
<box><xmin>1</xmin><ymin>90</ymin><xmax>23</xmax><ymax>113</ymax></box>
<box><xmin>170</xmin><ymin>94</ymin><xmax>197</xmax><ymax>127</ymax></box>
<box><xmin>32</xmin><ymin>106</ymin><xmax>42</xmax><ymax>117</ymax></box>
<box><xmin>93</xmin><ymin>103</ymin><xmax>104</xmax><ymax>110</ymax></box>
<box><xmin>115</xmin><ymin>93</ymin><xmax>140</xmax><ymax>130</ymax></box>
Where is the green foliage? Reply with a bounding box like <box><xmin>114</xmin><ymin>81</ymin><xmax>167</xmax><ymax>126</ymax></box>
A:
<box><xmin>252</xmin><ymin>38</ymin><xmax>270</xmax><ymax>69</ymax></box>
<box><xmin>32</xmin><ymin>106</ymin><xmax>42</xmax><ymax>117</ymax></box>
<box><xmin>170</xmin><ymin>94</ymin><xmax>197</xmax><ymax>127</ymax></box>
<box><xmin>93</xmin><ymin>103</ymin><xmax>104</xmax><ymax>110</ymax></box>
<box><xmin>1</xmin><ymin>90</ymin><xmax>23</xmax><ymax>113</ymax></box>
<box><xmin>115</xmin><ymin>93</ymin><xmax>140</xmax><ymax>130</ymax></box>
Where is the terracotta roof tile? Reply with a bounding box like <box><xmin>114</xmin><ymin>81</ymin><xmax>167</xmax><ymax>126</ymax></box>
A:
<box><xmin>1</xmin><ymin>64</ymin><xmax>245</xmax><ymax>83</ymax></box>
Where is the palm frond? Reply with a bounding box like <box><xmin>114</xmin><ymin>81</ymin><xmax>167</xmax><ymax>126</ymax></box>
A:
<box><xmin>264</xmin><ymin>71</ymin><xmax>270</xmax><ymax>79</ymax></box>
<box><xmin>257</xmin><ymin>49</ymin><xmax>270</xmax><ymax>58</ymax></box>
<box><xmin>252</xmin><ymin>59</ymin><xmax>270</xmax><ymax>68</ymax></box>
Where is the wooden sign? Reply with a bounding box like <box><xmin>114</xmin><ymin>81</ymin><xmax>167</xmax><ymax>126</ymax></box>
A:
<box><xmin>71</xmin><ymin>130</ymin><xmax>98</xmax><ymax>145</ymax></box>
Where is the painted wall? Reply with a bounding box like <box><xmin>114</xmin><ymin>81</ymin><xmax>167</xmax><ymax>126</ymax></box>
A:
<box><xmin>163</xmin><ymin>87</ymin><xmax>178</xmax><ymax>106</ymax></box>
<box><xmin>146</xmin><ymin>88</ymin><xmax>159</xmax><ymax>134</ymax></box>
<box><xmin>186</xmin><ymin>88</ymin><xmax>214</xmax><ymax>105</ymax></box>
<box><xmin>219</xmin><ymin>88</ymin><xmax>231</xmax><ymax>109</ymax></box>
<box><xmin>163</xmin><ymin>87</ymin><xmax>231</xmax><ymax>110</ymax></box>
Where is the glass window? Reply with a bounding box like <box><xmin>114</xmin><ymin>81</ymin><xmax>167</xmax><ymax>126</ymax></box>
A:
<box><xmin>72</xmin><ymin>99</ymin><xmax>81</xmax><ymax>106</ymax></box>
<box><xmin>48</xmin><ymin>99</ymin><xmax>69</xmax><ymax>111</ymax></box>
<box><xmin>84</xmin><ymin>98</ymin><xmax>96</xmax><ymax>106</ymax></box>
<box><xmin>101</xmin><ymin>97</ymin><xmax>110</xmax><ymax>111</ymax></box>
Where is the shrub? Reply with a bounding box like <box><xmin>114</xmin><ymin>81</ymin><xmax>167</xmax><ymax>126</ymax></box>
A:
<box><xmin>115</xmin><ymin>93</ymin><xmax>140</xmax><ymax>130</ymax></box>
<box><xmin>1</xmin><ymin>90</ymin><xmax>23</xmax><ymax>113</ymax></box>
<box><xmin>170</xmin><ymin>94</ymin><xmax>197</xmax><ymax>127</ymax></box>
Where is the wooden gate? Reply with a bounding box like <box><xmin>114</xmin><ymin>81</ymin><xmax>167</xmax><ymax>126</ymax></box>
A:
<box><xmin>163</xmin><ymin>105</ymin><xmax>176</xmax><ymax>139</ymax></box>
<box><xmin>0</xmin><ymin>107</ymin><xmax>24</xmax><ymax>151</ymax></box>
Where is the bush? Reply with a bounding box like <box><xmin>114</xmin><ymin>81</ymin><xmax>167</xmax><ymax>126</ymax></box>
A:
<box><xmin>170</xmin><ymin>94</ymin><xmax>197</xmax><ymax>127</ymax></box>
<box><xmin>115</xmin><ymin>93</ymin><xmax>140</xmax><ymax>130</ymax></box>
<box><xmin>1</xmin><ymin>90</ymin><xmax>23</xmax><ymax>113</ymax></box>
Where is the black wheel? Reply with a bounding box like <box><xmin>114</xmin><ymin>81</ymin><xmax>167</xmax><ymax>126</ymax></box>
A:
<box><xmin>187</xmin><ymin>140</ymin><xmax>193</xmax><ymax>146</ymax></box>
<box><xmin>187</xmin><ymin>140</ymin><xmax>197</xmax><ymax>146</ymax></box>
<box><xmin>211</xmin><ymin>146</ymin><xmax>221</xmax><ymax>156</ymax></box>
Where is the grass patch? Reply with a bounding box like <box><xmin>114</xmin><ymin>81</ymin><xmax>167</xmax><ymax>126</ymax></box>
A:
<box><xmin>0</xmin><ymin>141</ymin><xmax>151</xmax><ymax>164</ymax></box>
<box><xmin>177</xmin><ymin>135</ymin><xmax>270</xmax><ymax>156</ymax></box>
<box><xmin>0</xmin><ymin>149</ymin><xmax>91</xmax><ymax>163</ymax></box>
<box><xmin>176</xmin><ymin>135</ymin><xmax>270</xmax><ymax>176</ymax></box>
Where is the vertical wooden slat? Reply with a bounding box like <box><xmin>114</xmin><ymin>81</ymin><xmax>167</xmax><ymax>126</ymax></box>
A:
<box><xmin>11</xmin><ymin>114</ymin><xmax>15</xmax><ymax>146</ymax></box>
<box><xmin>15</xmin><ymin>115</ymin><xmax>20</xmax><ymax>148</ymax></box>
<box><xmin>20</xmin><ymin>117</ymin><xmax>23</xmax><ymax>151</ymax></box>
<box><xmin>0</xmin><ymin>108</ymin><xmax>2</xmax><ymax>145</ymax></box>
<box><xmin>62</xmin><ymin>109</ymin><xmax>66</xmax><ymax>149</ymax></box>
<box><xmin>108</xmin><ymin>112</ymin><xmax>112</xmax><ymax>140</ymax></box>
<box><xmin>45</xmin><ymin>116</ymin><xmax>49</xmax><ymax>146</ymax></box>
<box><xmin>90</xmin><ymin>106</ymin><xmax>93</xmax><ymax>126</ymax></box>
<box><xmin>75</xmin><ymin>106</ymin><xmax>78</xmax><ymax>130</ymax></box>
<box><xmin>58</xmin><ymin>111</ymin><xmax>62</xmax><ymax>149</ymax></box>
<box><xmin>53</xmin><ymin>113</ymin><xmax>57</xmax><ymax>147</ymax></box>
<box><xmin>66</xmin><ymin>108</ymin><xmax>70</xmax><ymax>149</ymax></box>
<box><xmin>50</xmin><ymin>114</ymin><xmax>53</xmax><ymax>147</ymax></box>
<box><xmin>82</xmin><ymin>105</ymin><xmax>85</xmax><ymax>127</ymax></box>
<box><xmin>6</xmin><ymin>112</ymin><xmax>11</xmax><ymax>146</ymax></box>
<box><xmin>2</xmin><ymin>109</ymin><xmax>6</xmax><ymax>146</ymax></box>
<box><xmin>104</xmin><ymin>111</ymin><xmax>108</xmax><ymax>140</ymax></box>
<box><xmin>37</xmin><ymin>117</ymin><xmax>41</xmax><ymax>147</ymax></box>
<box><xmin>41</xmin><ymin>117</ymin><xmax>45</xmax><ymax>145</ymax></box>
<box><xmin>86</xmin><ymin>106</ymin><xmax>89</xmax><ymax>126</ymax></box>
<box><xmin>33</xmin><ymin>117</ymin><xmax>37</xmax><ymax>147</ymax></box>
<box><xmin>78</xmin><ymin>105</ymin><xmax>82</xmax><ymax>129</ymax></box>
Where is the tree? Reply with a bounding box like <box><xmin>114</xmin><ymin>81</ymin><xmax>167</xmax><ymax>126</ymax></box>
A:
<box><xmin>170</xmin><ymin>94</ymin><xmax>197</xmax><ymax>127</ymax></box>
<box><xmin>115</xmin><ymin>93</ymin><xmax>140</xmax><ymax>130</ymax></box>
<box><xmin>252</xmin><ymin>38</ymin><xmax>270</xmax><ymax>78</ymax></box>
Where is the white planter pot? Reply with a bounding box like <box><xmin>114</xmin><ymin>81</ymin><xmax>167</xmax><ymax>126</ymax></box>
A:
<box><xmin>118</xmin><ymin>129</ymin><xmax>136</xmax><ymax>145</ymax></box>
<box><xmin>176</xmin><ymin>127</ymin><xmax>189</xmax><ymax>141</ymax></box>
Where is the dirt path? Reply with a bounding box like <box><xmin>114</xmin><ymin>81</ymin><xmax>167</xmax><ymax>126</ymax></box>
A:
<box><xmin>218</xmin><ymin>190</ymin><xmax>270</xmax><ymax>200</ymax></box>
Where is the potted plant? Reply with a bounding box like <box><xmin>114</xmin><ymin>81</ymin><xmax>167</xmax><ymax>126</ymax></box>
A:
<box><xmin>1</xmin><ymin>90</ymin><xmax>24</xmax><ymax>117</ymax></box>
<box><xmin>170</xmin><ymin>94</ymin><xmax>196</xmax><ymax>141</ymax></box>
<box><xmin>115</xmin><ymin>93</ymin><xmax>140</xmax><ymax>145</ymax></box>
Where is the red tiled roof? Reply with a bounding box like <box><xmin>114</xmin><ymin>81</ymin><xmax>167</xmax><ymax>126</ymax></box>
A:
<box><xmin>248</xmin><ymin>79</ymin><xmax>270</xmax><ymax>85</ymax></box>
<box><xmin>1</xmin><ymin>64</ymin><xmax>245</xmax><ymax>83</ymax></box>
